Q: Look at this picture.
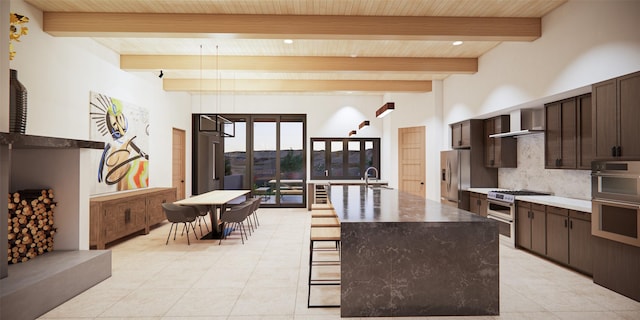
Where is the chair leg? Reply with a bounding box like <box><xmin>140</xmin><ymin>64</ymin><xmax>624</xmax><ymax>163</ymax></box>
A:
<box><xmin>166</xmin><ymin>223</ymin><xmax>175</xmax><ymax>245</ymax></box>
<box><xmin>173</xmin><ymin>222</ymin><xmax>178</xmax><ymax>240</ymax></box>
<box><xmin>184</xmin><ymin>222</ymin><xmax>190</xmax><ymax>245</ymax></box>
<box><xmin>218</xmin><ymin>222</ymin><xmax>225</xmax><ymax>245</ymax></box>
<box><xmin>190</xmin><ymin>222</ymin><xmax>199</xmax><ymax>240</ymax></box>
<box><xmin>239</xmin><ymin>222</ymin><xmax>245</xmax><ymax>244</ymax></box>
<box><xmin>197</xmin><ymin>217</ymin><xmax>204</xmax><ymax>236</ymax></box>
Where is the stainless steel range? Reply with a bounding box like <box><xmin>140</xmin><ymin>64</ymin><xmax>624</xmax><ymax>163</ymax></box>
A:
<box><xmin>487</xmin><ymin>190</ymin><xmax>550</xmax><ymax>246</ymax></box>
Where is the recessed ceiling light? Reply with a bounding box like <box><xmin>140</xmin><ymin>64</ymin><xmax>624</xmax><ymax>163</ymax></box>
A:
<box><xmin>283</xmin><ymin>39</ymin><xmax>293</xmax><ymax>44</ymax></box>
<box><xmin>452</xmin><ymin>41</ymin><xmax>463</xmax><ymax>46</ymax></box>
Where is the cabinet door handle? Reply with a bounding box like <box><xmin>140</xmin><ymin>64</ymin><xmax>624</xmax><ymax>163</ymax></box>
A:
<box><xmin>458</xmin><ymin>140</ymin><xmax>462</xmax><ymax>146</ymax></box>
<box><xmin>612</xmin><ymin>146</ymin><xmax>617</xmax><ymax>157</ymax></box>
<box><xmin>564</xmin><ymin>219</ymin><xmax>568</xmax><ymax>228</ymax></box>
<box><xmin>617</xmin><ymin>146</ymin><xmax>622</xmax><ymax>157</ymax></box>
<box><xmin>124</xmin><ymin>209</ymin><xmax>131</xmax><ymax>224</ymax></box>
<box><xmin>569</xmin><ymin>220</ymin><xmax>573</xmax><ymax>229</ymax></box>
<box><xmin>531</xmin><ymin>211</ymin><xmax>534</xmax><ymax>219</ymax></box>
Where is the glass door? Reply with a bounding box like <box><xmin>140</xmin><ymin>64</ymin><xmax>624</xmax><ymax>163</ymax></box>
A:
<box><xmin>279</xmin><ymin>118</ymin><xmax>305</xmax><ymax>205</ymax></box>
<box><xmin>253</xmin><ymin>117</ymin><xmax>278</xmax><ymax>204</ymax></box>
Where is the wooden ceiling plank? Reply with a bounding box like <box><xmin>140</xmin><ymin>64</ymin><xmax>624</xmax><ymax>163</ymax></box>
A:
<box><xmin>163</xmin><ymin>79</ymin><xmax>432</xmax><ymax>92</ymax></box>
<box><xmin>121</xmin><ymin>55</ymin><xmax>477</xmax><ymax>73</ymax></box>
<box><xmin>43</xmin><ymin>12</ymin><xmax>540</xmax><ymax>41</ymax></box>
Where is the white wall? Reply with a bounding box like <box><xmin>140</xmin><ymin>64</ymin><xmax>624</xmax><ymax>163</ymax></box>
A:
<box><xmin>194</xmin><ymin>93</ymin><xmax>386</xmax><ymax>181</ymax></box>
<box><xmin>381</xmin><ymin>89</ymin><xmax>442</xmax><ymax>201</ymax></box>
<box><xmin>442</xmin><ymin>0</ymin><xmax>640</xmax><ymax>199</ymax></box>
<box><xmin>9</xmin><ymin>0</ymin><xmax>192</xmax><ymax>193</ymax></box>
<box><xmin>443</xmin><ymin>0</ymin><xmax>640</xmax><ymax>124</ymax></box>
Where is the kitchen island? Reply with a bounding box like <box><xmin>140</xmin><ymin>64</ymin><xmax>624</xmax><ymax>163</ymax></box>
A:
<box><xmin>330</xmin><ymin>185</ymin><xmax>499</xmax><ymax>317</ymax></box>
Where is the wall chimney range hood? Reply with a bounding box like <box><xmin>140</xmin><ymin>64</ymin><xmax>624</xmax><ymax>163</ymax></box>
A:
<box><xmin>489</xmin><ymin>108</ymin><xmax>545</xmax><ymax>138</ymax></box>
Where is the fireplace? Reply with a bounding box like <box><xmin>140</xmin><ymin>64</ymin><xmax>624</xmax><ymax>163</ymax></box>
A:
<box><xmin>1</xmin><ymin>133</ymin><xmax>111</xmax><ymax>319</ymax></box>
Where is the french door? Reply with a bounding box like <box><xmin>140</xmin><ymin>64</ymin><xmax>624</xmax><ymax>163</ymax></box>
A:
<box><xmin>223</xmin><ymin>114</ymin><xmax>306</xmax><ymax>208</ymax></box>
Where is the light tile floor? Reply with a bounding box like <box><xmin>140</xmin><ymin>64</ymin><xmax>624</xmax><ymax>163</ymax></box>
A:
<box><xmin>40</xmin><ymin>208</ymin><xmax>640</xmax><ymax>320</ymax></box>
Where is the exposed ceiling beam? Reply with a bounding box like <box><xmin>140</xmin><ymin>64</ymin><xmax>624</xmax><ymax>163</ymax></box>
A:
<box><xmin>163</xmin><ymin>79</ymin><xmax>432</xmax><ymax>93</ymax></box>
<box><xmin>43</xmin><ymin>12</ymin><xmax>540</xmax><ymax>41</ymax></box>
<box><xmin>121</xmin><ymin>55</ymin><xmax>478</xmax><ymax>73</ymax></box>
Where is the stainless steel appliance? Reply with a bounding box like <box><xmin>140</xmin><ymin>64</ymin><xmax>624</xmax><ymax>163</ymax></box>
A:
<box><xmin>440</xmin><ymin>150</ymin><xmax>470</xmax><ymax>207</ymax></box>
<box><xmin>487</xmin><ymin>190</ymin><xmax>550</xmax><ymax>247</ymax></box>
<box><xmin>592</xmin><ymin>160</ymin><xmax>640</xmax><ymax>247</ymax></box>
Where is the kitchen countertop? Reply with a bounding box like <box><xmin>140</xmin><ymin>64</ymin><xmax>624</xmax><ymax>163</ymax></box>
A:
<box><xmin>467</xmin><ymin>187</ymin><xmax>591</xmax><ymax>213</ymax></box>
<box><xmin>307</xmin><ymin>179</ymin><xmax>389</xmax><ymax>185</ymax></box>
<box><xmin>331</xmin><ymin>185</ymin><xmax>490</xmax><ymax>223</ymax></box>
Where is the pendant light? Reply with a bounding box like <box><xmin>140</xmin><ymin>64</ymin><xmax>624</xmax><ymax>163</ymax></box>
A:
<box><xmin>376</xmin><ymin>102</ymin><xmax>395</xmax><ymax>118</ymax></box>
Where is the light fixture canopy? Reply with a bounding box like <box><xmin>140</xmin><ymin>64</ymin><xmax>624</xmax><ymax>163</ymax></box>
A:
<box><xmin>348</xmin><ymin>130</ymin><xmax>357</xmax><ymax>137</ymax></box>
<box><xmin>359</xmin><ymin>120</ymin><xmax>370</xmax><ymax>130</ymax></box>
<box><xmin>376</xmin><ymin>102</ymin><xmax>395</xmax><ymax>118</ymax></box>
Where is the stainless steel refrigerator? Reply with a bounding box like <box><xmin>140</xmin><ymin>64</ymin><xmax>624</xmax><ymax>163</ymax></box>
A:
<box><xmin>440</xmin><ymin>150</ymin><xmax>471</xmax><ymax>208</ymax></box>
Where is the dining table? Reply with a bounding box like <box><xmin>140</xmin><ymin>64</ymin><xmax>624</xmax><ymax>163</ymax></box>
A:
<box><xmin>174</xmin><ymin>189</ymin><xmax>250</xmax><ymax>239</ymax></box>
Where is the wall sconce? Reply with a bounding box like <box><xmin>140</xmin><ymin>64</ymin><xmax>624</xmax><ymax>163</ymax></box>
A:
<box><xmin>348</xmin><ymin>130</ymin><xmax>357</xmax><ymax>137</ymax></box>
<box><xmin>358</xmin><ymin>120</ymin><xmax>370</xmax><ymax>130</ymax></box>
<box><xmin>376</xmin><ymin>102</ymin><xmax>395</xmax><ymax>118</ymax></box>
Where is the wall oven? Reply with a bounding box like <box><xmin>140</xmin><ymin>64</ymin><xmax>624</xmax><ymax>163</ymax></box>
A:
<box><xmin>592</xmin><ymin>160</ymin><xmax>640</xmax><ymax>247</ymax></box>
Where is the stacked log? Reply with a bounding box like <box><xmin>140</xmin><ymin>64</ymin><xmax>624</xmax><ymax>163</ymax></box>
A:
<box><xmin>7</xmin><ymin>189</ymin><xmax>57</xmax><ymax>264</ymax></box>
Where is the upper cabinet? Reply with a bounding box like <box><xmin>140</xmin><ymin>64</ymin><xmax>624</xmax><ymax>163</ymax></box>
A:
<box><xmin>592</xmin><ymin>71</ymin><xmax>640</xmax><ymax>160</ymax></box>
<box><xmin>545</xmin><ymin>94</ymin><xmax>592</xmax><ymax>170</ymax></box>
<box><xmin>484</xmin><ymin>116</ymin><xmax>517</xmax><ymax>168</ymax></box>
<box><xmin>451</xmin><ymin>120</ymin><xmax>472</xmax><ymax>149</ymax></box>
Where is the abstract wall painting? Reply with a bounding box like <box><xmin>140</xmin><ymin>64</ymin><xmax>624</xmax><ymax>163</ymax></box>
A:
<box><xmin>89</xmin><ymin>91</ymin><xmax>150</xmax><ymax>194</ymax></box>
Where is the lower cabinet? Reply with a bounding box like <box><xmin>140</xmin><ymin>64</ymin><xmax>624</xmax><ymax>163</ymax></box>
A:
<box><xmin>519</xmin><ymin>201</ymin><xmax>593</xmax><ymax>276</ymax></box>
<box><xmin>516</xmin><ymin>201</ymin><xmax>546</xmax><ymax>255</ymax></box>
<box><xmin>469</xmin><ymin>192</ymin><xmax>487</xmax><ymax>217</ymax></box>
<box><xmin>90</xmin><ymin>187</ymin><xmax>176</xmax><ymax>249</ymax></box>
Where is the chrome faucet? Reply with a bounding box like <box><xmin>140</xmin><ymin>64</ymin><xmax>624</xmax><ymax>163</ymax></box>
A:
<box><xmin>365</xmin><ymin>166</ymin><xmax>379</xmax><ymax>186</ymax></box>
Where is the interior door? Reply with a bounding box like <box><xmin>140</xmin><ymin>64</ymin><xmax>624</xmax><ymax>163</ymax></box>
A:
<box><xmin>398</xmin><ymin>126</ymin><xmax>425</xmax><ymax>198</ymax></box>
<box><xmin>172</xmin><ymin>128</ymin><xmax>186</xmax><ymax>200</ymax></box>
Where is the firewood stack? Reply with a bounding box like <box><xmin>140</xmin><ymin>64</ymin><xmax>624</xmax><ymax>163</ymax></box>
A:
<box><xmin>7</xmin><ymin>189</ymin><xmax>57</xmax><ymax>264</ymax></box>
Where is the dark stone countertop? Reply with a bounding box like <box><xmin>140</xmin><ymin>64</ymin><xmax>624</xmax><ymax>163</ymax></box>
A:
<box><xmin>329</xmin><ymin>185</ymin><xmax>493</xmax><ymax>223</ymax></box>
<box><xmin>0</xmin><ymin>132</ymin><xmax>104</xmax><ymax>149</ymax></box>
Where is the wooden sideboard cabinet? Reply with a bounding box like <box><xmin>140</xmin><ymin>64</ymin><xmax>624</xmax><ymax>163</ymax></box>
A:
<box><xmin>90</xmin><ymin>187</ymin><xmax>176</xmax><ymax>249</ymax></box>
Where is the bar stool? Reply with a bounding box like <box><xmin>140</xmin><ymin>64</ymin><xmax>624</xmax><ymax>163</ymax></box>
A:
<box><xmin>308</xmin><ymin>226</ymin><xmax>341</xmax><ymax>308</ymax></box>
<box><xmin>311</xmin><ymin>209</ymin><xmax>337</xmax><ymax>218</ymax></box>
<box><xmin>311</xmin><ymin>203</ymin><xmax>334</xmax><ymax>210</ymax></box>
<box><xmin>311</xmin><ymin>217</ymin><xmax>340</xmax><ymax>227</ymax></box>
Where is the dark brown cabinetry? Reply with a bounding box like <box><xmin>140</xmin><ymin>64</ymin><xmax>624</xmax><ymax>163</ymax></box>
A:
<box><xmin>593</xmin><ymin>237</ymin><xmax>640</xmax><ymax>302</ymax></box>
<box><xmin>569</xmin><ymin>210</ymin><xmax>593</xmax><ymax>275</ymax></box>
<box><xmin>592</xmin><ymin>71</ymin><xmax>640</xmax><ymax>160</ymax></box>
<box><xmin>484</xmin><ymin>116</ymin><xmax>517</xmax><ymax>168</ymax></box>
<box><xmin>516</xmin><ymin>201</ymin><xmax>546</xmax><ymax>255</ymax></box>
<box><xmin>545</xmin><ymin>94</ymin><xmax>592</xmax><ymax>169</ymax></box>
<box><xmin>90</xmin><ymin>187</ymin><xmax>176</xmax><ymax>249</ymax></box>
<box><xmin>546</xmin><ymin>207</ymin><xmax>593</xmax><ymax>275</ymax></box>
<box><xmin>469</xmin><ymin>192</ymin><xmax>488</xmax><ymax>217</ymax></box>
<box><xmin>545</xmin><ymin>94</ymin><xmax>592</xmax><ymax>170</ymax></box>
<box><xmin>451</xmin><ymin>120</ymin><xmax>478</xmax><ymax>149</ymax></box>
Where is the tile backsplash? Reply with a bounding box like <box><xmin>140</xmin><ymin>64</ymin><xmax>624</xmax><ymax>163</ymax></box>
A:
<box><xmin>498</xmin><ymin>134</ymin><xmax>591</xmax><ymax>200</ymax></box>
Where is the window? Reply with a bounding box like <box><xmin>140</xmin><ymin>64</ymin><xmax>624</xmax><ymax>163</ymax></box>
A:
<box><xmin>310</xmin><ymin>138</ymin><xmax>380</xmax><ymax>180</ymax></box>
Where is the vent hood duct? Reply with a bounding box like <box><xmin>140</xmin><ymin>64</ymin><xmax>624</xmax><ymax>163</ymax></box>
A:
<box><xmin>489</xmin><ymin>108</ymin><xmax>545</xmax><ymax>138</ymax></box>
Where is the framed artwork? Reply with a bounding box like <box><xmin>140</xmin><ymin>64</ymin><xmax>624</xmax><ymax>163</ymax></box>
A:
<box><xmin>89</xmin><ymin>91</ymin><xmax>150</xmax><ymax>194</ymax></box>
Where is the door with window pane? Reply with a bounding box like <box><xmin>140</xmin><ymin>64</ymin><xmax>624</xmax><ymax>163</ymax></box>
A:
<box><xmin>311</xmin><ymin>138</ymin><xmax>380</xmax><ymax>180</ymax></box>
<box><xmin>279</xmin><ymin>119</ymin><xmax>304</xmax><ymax>205</ymax></box>
<box><xmin>253</xmin><ymin>118</ymin><xmax>278</xmax><ymax>204</ymax></box>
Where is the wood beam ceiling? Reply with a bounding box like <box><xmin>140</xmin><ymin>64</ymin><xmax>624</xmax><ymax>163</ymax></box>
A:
<box><xmin>121</xmin><ymin>55</ymin><xmax>477</xmax><ymax>73</ymax></box>
<box><xmin>163</xmin><ymin>79</ymin><xmax>432</xmax><ymax>93</ymax></box>
<box><xmin>43</xmin><ymin>12</ymin><xmax>540</xmax><ymax>41</ymax></box>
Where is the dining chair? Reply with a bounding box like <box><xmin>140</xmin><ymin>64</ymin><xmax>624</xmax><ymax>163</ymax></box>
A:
<box><xmin>161</xmin><ymin>203</ymin><xmax>199</xmax><ymax>245</ymax></box>
<box><xmin>218</xmin><ymin>201</ymin><xmax>252</xmax><ymax>245</ymax></box>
